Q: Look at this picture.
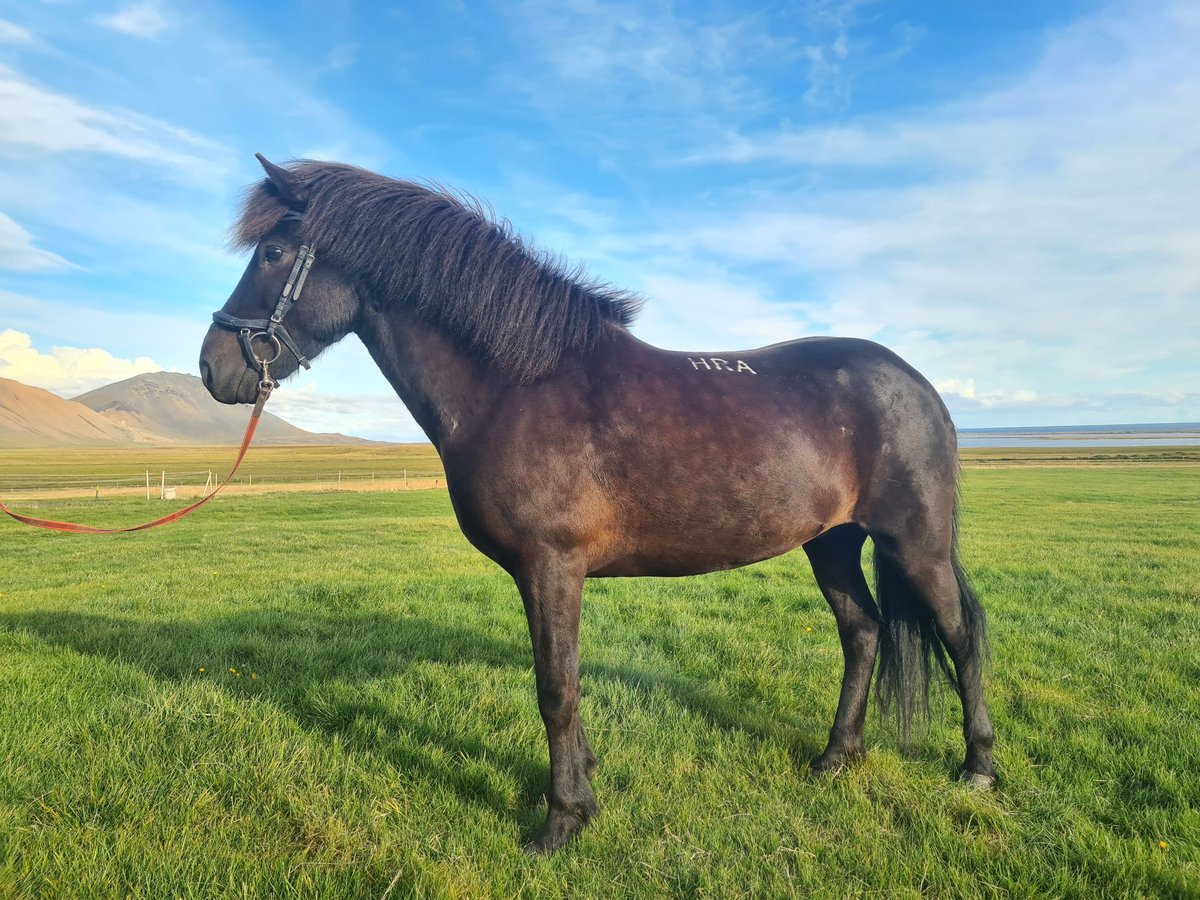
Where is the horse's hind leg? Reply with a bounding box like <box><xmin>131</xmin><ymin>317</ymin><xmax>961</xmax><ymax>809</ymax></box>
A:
<box><xmin>804</xmin><ymin>524</ymin><xmax>881</xmax><ymax>772</ymax></box>
<box><xmin>513</xmin><ymin>553</ymin><xmax>599</xmax><ymax>854</ymax></box>
<box><xmin>876</xmin><ymin>540</ymin><xmax>996</xmax><ymax>786</ymax></box>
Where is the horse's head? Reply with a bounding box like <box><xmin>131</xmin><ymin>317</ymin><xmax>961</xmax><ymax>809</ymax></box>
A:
<box><xmin>200</xmin><ymin>154</ymin><xmax>360</xmax><ymax>404</ymax></box>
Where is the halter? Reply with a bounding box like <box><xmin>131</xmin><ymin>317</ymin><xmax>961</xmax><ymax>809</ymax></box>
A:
<box><xmin>212</xmin><ymin>211</ymin><xmax>315</xmax><ymax>388</ymax></box>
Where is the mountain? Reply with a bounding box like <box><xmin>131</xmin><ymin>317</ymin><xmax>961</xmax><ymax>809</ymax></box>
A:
<box><xmin>0</xmin><ymin>377</ymin><xmax>143</xmax><ymax>447</ymax></box>
<box><xmin>0</xmin><ymin>373</ymin><xmax>373</xmax><ymax>447</ymax></box>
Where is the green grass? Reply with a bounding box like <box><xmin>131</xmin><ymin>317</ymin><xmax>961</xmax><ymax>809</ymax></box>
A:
<box><xmin>1</xmin><ymin>465</ymin><xmax>1197</xmax><ymax>897</ymax></box>
<box><xmin>958</xmin><ymin>445</ymin><xmax>1200</xmax><ymax>467</ymax></box>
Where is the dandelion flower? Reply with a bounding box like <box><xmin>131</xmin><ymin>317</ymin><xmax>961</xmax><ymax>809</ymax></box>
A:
<box><xmin>1160</xmin><ymin>840</ymin><xmax>1168</xmax><ymax>849</ymax></box>
<box><xmin>198</xmin><ymin>667</ymin><xmax>206</xmax><ymax>674</ymax></box>
<box><xmin>805</xmin><ymin>626</ymin><xmax>813</xmax><ymax>633</ymax></box>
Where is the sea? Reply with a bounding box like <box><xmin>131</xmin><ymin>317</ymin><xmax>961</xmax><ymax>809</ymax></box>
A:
<box><xmin>956</xmin><ymin>422</ymin><xmax>1200</xmax><ymax>448</ymax></box>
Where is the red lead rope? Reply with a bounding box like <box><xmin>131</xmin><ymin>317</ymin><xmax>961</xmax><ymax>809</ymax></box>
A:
<box><xmin>0</xmin><ymin>386</ymin><xmax>271</xmax><ymax>534</ymax></box>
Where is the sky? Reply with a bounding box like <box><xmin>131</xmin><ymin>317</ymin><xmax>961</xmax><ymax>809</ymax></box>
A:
<box><xmin>0</xmin><ymin>0</ymin><xmax>1197</xmax><ymax>440</ymax></box>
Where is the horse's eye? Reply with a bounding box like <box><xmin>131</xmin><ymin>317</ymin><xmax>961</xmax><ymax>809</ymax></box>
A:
<box><xmin>264</xmin><ymin>246</ymin><xmax>284</xmax><ymax>264</ymax></box>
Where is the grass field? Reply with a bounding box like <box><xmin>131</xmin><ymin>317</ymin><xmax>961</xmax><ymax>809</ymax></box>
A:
<box><xmin>0</xmin><ymin>445</ymin><xmax>447</xmax><ymax>500</ymax></box>
<box><xmin>1</xmin><ymin>450</ymin><xmax>1197</xmax><ymax>897</ymax></box>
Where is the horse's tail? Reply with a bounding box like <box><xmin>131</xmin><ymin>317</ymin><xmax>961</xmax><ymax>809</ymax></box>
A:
<box><xmin>873</xmin><ymin>501</ymin><xmax>988</xmax><ymax>739</ymax></box>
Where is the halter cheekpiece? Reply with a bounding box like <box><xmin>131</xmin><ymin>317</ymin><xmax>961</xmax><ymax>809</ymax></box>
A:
<box><xmin>212</xmin><ymin>209</ymin><xmax>315</xmax><ymax>386</ymax></box>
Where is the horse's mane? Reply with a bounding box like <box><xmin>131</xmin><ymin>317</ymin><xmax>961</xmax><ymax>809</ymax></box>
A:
<box><xmin>232</xmin><ymin>161</ymin><xmax>642</xmax><ymax>382</ymax></box>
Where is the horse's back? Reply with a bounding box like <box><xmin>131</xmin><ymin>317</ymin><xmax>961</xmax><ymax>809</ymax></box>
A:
<box><xmin>574</xmin><ymin>334</ymin><xmax>954</xmax><ymax>575</ymax></box>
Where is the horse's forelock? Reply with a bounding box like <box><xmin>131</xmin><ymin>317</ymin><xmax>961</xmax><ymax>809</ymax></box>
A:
<box><xmin>229</xmin><ymin>182</ymin><xmax>292</xmax><ymax>250</ymax></box>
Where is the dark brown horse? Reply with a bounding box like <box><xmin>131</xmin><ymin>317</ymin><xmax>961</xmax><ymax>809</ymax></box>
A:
<box><xmin>200</xmin><ymin>156</ymin><xmax>996</xmax><ymax>853</ymax></box>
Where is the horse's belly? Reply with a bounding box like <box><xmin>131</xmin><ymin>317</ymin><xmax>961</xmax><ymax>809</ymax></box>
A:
<box><xmin>586</xmin><ymin>465</ymin><xmax>852</xmax><ymax>577</ymax></box>
<box><xmin>588</xmin><ymin>525</ymin><xmax>822</xmax><ymax>578</ymax></box>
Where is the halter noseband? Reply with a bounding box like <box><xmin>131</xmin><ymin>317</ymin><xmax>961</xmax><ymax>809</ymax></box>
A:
<box><xmin>212</xmin><ymin>211</ymin><xmax>315</xmax><ymax>386</ymax></box>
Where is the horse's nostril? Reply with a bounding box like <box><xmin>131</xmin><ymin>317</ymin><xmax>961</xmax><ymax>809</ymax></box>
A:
<box><xmin>199</xmin><ymin>360</ymin><xmax>212</xmax><ymax>391</ymax></box>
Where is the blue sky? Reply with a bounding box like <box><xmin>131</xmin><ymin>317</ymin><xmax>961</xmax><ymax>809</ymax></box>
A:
<box><xmin>1</xmin><ymin>0</ymin><xmax>1197</xmax><ymax>440</ymax></box>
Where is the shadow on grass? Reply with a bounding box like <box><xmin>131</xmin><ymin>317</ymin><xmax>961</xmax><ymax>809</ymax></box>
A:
<box><xmin>0</xmin><ymin>605</ymin><xmax>831</xmax><ymax>818</ymax></box>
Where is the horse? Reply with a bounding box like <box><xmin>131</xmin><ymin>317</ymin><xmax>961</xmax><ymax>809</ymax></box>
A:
<box><xmin>200</xmin><ymin>155</ymin><xmax>996</xmax><ymax>854</ymax></box>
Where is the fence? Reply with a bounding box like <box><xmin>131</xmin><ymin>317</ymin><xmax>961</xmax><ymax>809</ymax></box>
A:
<box><xmin>0</xmin><ymin>469</ymin><xmax>444</xmax><ymax>501</ymax></box>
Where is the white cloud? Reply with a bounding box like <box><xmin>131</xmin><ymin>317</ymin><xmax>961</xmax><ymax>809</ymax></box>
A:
<box><xmin>90</xmin><ymin>2</ymin><xmax>172</xmax><ymax>40</ymax></box>
<box><xmin>0</xmin><ymin>329</ymin><xmax>164</xmax><ymax>397</ymax></box>
<box><xmin>934</xmin><ymin>377</ymin><xmax>975</xmax><ymax>400</ymax></box>
<box><xmin>0</xmin><ymin>64</ymin><xmax>227</xmax><ymax>182</ymax></box>
<box><xmin>936</xmin><ymin>378</ymin><xmax>1041</xmax><ymax>409</ymax></box>
<box><xmin>799</xmin><ymin>0</ymin><xmax>859</xmax><ymax>107</ymax></box>
<box><xmin>0</xmin><ymin>212</ymin><xmax>72</xmax><ymax>271</ymax></box>
<box><xmin>264</xmin><ymin>381</ymin><xmax>425</xmax><ymax>442</ymax></box>
<box><xmin>0</xmin><ymin>19</ymin><xmax>33</xmax><ymax>45</ymax></box>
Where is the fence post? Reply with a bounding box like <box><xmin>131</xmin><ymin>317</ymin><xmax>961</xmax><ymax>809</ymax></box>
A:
<box><xmin>404</xmin><ymin>469</ymin><xmax>408</xmax><ymax>490</ymax></box>
<box><xmin>160</xmin><ymin>470</ymin><xmax>165</xmax><ymax>500</ymax></box>
<box><xmin>146</xmin><ymin>471</ymin><xmax>150</xmax><ymax>501</ymax></box>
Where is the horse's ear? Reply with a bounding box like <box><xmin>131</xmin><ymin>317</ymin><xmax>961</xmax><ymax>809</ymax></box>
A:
<box><xmin>255</xmin><ymin>152</ymin><xmax>305</xmax><ymax>209</ymax></box>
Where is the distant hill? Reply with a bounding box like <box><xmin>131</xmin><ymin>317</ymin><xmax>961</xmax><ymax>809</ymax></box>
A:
<box><xmin>0</xmin><ymin>373</ymin><xmax>373</xmax><ymax>447</ymax></box>
<box><xmin>0</xmin><ymin>377</ymin><xmax>146</xmax><ymax>447</ymax></box>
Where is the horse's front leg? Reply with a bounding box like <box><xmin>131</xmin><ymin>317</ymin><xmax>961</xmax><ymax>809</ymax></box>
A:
<box><xmin>514</xmin><ymin>553</ymin><xmax>598</xmax><ymax>854</ymax></box>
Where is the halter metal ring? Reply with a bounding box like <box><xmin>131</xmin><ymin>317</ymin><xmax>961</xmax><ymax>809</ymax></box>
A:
<box><xmin>248</xmin><ymin>331</ymin><xmax>283</xmax><ymax>366</ymax></box>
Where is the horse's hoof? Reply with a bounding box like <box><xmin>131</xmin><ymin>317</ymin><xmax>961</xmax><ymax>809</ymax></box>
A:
<box><xmin>960</xmin><ymin>770</ymin><xmax>997</xmax><ymax>790</ymax></box>
<box><xmin>809</xmin><ymin>746</ymin><xmax>865</xmax><ymax>775</ymax></box>
<box><xmin>522</xmin><ymin>799</ymin><xmax>597</xmax><ymax>855</ymax></box>
<box><xmin>523</xmin><ymin>817</ymin><xmax>582</xmax><ymax>855</ymax></box>
<box><xmin>523</xmin><ymin>828</ymin><xmax>572</xmax><ymax>856</ymax></box>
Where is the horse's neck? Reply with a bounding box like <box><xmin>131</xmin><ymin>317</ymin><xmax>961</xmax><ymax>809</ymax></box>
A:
<box><xmin>356</xmin><ymin>306</ymin><xmax>506</xmax><ymax>449</ymax></box>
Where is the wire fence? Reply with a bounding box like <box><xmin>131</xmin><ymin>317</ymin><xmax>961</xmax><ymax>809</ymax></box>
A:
<box><xmin>0</xmin><ymin>469</ymin><xmax>444</xmax><ymax>500</ymax></box>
